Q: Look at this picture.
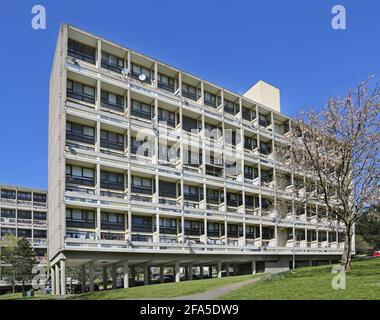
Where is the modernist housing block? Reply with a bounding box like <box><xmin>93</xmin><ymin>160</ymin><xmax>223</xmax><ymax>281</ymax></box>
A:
<box><xmin>48</xmin><ymin>24</ymin><xmax>352</xmax><ymax>295</ymax></box>
<box><xmin>0</xmin><ymin>184</ymin><xmax>48</xmax><ymax>286</ymax></box>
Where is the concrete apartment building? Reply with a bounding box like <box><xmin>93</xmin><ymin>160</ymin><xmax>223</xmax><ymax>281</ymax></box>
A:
<box><xmin>0</xmin><ymin>184</ymin><xmax>48</xmax><ymax>289</ymax></box>
<box><xmin>48</xmin><ymin>24</ymin><xmax>352</xmax><ymax>295</ymax></box>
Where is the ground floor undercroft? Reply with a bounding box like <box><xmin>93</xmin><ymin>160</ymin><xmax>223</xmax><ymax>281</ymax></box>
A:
<box><xmin>49</xmin><ymin>250</ymin><xmax>341</xmax><ymax>295</ymax></box>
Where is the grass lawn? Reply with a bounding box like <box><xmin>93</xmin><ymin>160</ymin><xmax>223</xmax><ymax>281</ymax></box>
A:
<box><xmin>71</xmin><ymin>274</ymin><xmax>260</xmax><ymax>300</ymax></box>
<box><xmin>0</xmin><ymin>292</ymin><xmax>53</xmax><ymax>300</ymax></box>
<box><xmin>220</xmin><ymin>258</ymin><xmax>380</xmax><ymax>300</ymax></box>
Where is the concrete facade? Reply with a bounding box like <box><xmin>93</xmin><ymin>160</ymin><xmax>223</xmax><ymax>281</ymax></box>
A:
<box><xmin>48</xmin><ymin>24</ymin><xmax>353</xmax><ymax>295</ymax></box>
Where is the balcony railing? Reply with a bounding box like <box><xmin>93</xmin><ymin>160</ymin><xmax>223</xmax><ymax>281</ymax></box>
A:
<box><xmin>68</xmin><ymin>48</ymin><xmax>95</xmax><ymax>64</ymax></box>
<box><xmin>158</xmin><ymin>81</ymin><xmax>175</xmax><ymax>93</ymax></box>
<box><xmin>66</xmin><ymin>175</ymin><xmax>95</xmax><ymax>187</ymax></box>
<box><xmin>182</xmin><ymin>90</ymin><xmax>197</xmax><ymax>101</ymax></box>
<box><xmin>131</xmin><ymin>109</ymin><xmax>152</xmax><ymax>120</ymax></box>
<box><xmin>66</xmin><ymin>219</ymin><xmax>95</xmax><ymax>228</ymax></box>
<box><xmin>184</xmin><ymin>228</ymin><xmax>201</xmax><ymax>236</ymax></box>
<box><xmin>67</xmin><ymin>91</ymin><xmax>95</xmax><ymax>104</ymax></box>
<box><xmin>100</xmin><ymin>139</ymin><xmax>124</xmax><ymax>151</ymax></box>
<box><xmin>159</xmin><ymin>227</ymin><xmax>177</xmax><ymax>235</ymax></box>
<box><xmin>101</xmin><ymin>98</ymin><xmax>124</xmax><ymax>112</ymax></box>
<box><xmin>101</xmin><ymin>60</ymin><xmax>123</xmax><ymax>73</ymax></box>
<box><xmin>101</xmin><ymin>222</ymin><xmax>125</xmax><ymax>231</ymax></box>
<box><xmin>100</xmin><ymin>181</ymin><xmax>124</xmax><ymax>191</ymax></box>
<box><xmin>66</xmin><ymin>132</ymin><xmax>95</xmax><ymax>145</ymax></box>
<box><xmin>132</xmin><ymin>225</ymin><xmax>152</xmax><ymax>233</ymax></box>
<box><xmin>204</xmin><ymin>99</ymin><xmax>217</xmax><ymax>108</ymax></box>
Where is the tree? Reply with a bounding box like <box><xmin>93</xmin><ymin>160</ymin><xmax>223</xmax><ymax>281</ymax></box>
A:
<box><xmin>279</xmin><ymin>77</ymin><xmax>380</xmax><ymax>272</ymax></box>
<box><xmin>2</xmin><ymin>237</ymin><xmax>38</xmax><ymax>293</ymax></box>
<box><xmin>356</xmin><ymin>206</ymin><xmax>380</xmax><ymax>251</ymax></box>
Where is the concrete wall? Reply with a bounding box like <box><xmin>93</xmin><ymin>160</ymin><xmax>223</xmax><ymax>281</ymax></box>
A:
<box><xmin>48</xmin><ymin>24</ymin><xmax>67</xmax><ymax>261</ymax></box>
<box><xmin>243</xmin><ymin>80</ymin><xmax>281</xmax><ymax>113</ymax></box>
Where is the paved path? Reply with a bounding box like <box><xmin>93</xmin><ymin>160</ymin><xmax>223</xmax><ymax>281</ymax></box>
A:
<box><xmin>173</xmin><ymin>277</ymin><xmax>262</xmax><ymax>300</ymax></box>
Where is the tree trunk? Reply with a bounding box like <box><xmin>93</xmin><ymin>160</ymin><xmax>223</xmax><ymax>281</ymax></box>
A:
<box><xmin>341</xmin><ymin>224</ymin><xmax>353</xmax><ymax>272</ymax></box>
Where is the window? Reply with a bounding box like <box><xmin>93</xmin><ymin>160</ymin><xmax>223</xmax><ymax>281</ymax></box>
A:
<box><xmin>34</xmin><ymin>230</ymin><xmax>47</xmax><ymax>238</ymax></box>
<box><xmin>204</xmin><ymin>123</ymin><xmax>221</xmax><ymax>140</ymax></box>
<box><xmin>204</xmin><ymin>91</ymin><xmax>216</xmax><ymax>108</ymax></box>
<box><xmin>101</xmin><ymin>90</ymin><xmax>124</xmax><ymax>111</ymax></box>
<box><xmin>183</xmin><ymin>185</ymin><xmax>201</xmax><ymax>201</ymax></box>
<box><xmin>66</xmin><ymin>165</ymin><xmax>95</xmax><ymax>186</ymax></box>
<box><xmin>66</xmin><ymin>208</ymin><xmax>95</xmax><ymax>228</ymax></box>
<box><xmin>131</xmin><ymin>176</ymin><xmax>153</xmax><ymax>194</ymax></box>
<box><xmin>33</xmin><ymin>193</ymin><xmax>47</xmax><ymax>203</ymax></box>
<box><xmin>262</xmin><ymin>227</ymin><xmax>274</xmax><ymax>240</ymax></box>
<box><xmin>101</xmin><ymin>51</ymin><xmax>124</xmax><ymax>73</ymax></box>
<box><xmin>224</xmin><ymin>100</ymin><xmax>240</xmax><ymax>115</ymax></box>
<box><xmin>184</xmin><ymin>220</ymin><xmax>202</xmax><ymax>235</ymax></box>
<box><xmin>132</xmin><ymin>216</ymin><xmax>152</xmax><ymax>232</ymax></box>
<box><xmin>101</xmin><ymin>212</ymin><xmax>125</xmax><ymax>230</ymax></box>
<box><xmin>17</xmin><ymin>229</ymin><xmax>32</xmax><ymax>238</ymax></box>
<box><xmin>130</xmin><ymin>137</ymin><xmax>152</xmax><ymax>156</ymax></box>
<box><xmin>131</xmin><ymin>63</ymin><xmax>151</xmax><ymax>83</ymax></box>
<box><xmin>206</xmin><ymin>189</ymin><xmax>222</xmax><ymax>204</ymax></box>
<box><xmin>1</xmin><ymin>228</ymin><xmax>16</xmax><ymax>237</ymax></box>
<box><xmin>67</xmin><ymin>80</ymin><xmax>96</xmax><ymax>104</ymax></box>
<box><xmin>260</xmin><ymin>141</ymin><xmax>270</xmax><ymax>155</ymax></box>
<box><xmin>259</xmin><ymin>113</ymin><xmax>270</xmax><ymax>127</ymax></box>
<box><xmin>159</xmin><ymin>181</ymin><xmax>177</xmax><ymax>198</ymax></box>
<box><xmin>158</xmin><ymin>108</ymin><xmax>175</xmax><ymax>127</ymax></box>
<box><xmin>295</xmin><ymin>230</ymin><xmax>305</xmax><ymax>241</ymax></box>
<box><xmin>18</xmin><ymin>210</ymin><xmax>31</xmax><ymax>220</ymax></box>
<box><xmin>100</xmin><ymin>130</ymin><xmax>124</xmax><ymax>151</ymax></box>
<box><xmin>242</xmin><ymin>107</ymin><xmax>256</xmax><ymax>121</ymax></box>
<box><xmin>157</xmin><ymin>73</ymin><xmax>175</xmax><ymax>92</ymax></box>
<box><xmin>182</xmin><ymin>83</ymin><xmax>197</xmax><ymax>100</ymax></box>
<box><xmin>182</xmin><ymin>116</ymin><xmax>198</xmax><ymax>132</ymax></box>
<box><xmin>131</xmin><ymin>100</ymin><xmax>152</xmax><ymax>120</ymax></box>
<box><xmin>66</xmin><ymin>121</ymin><xmax>95</xmax><ymax>144</ymax></box>
<box><xmin>100</xmin><ymin>171</ymin><xmax>124</xmax><ymax>190</ymax></box>
<box><xmin>33</xmin><ymin>212</ymin><xmax>46</xmax><ymax>220</ymax></box>
<box><xmin>159</xmin><ymin>218</ymin><xmax>177</xmax><ymax>234</ymax></box>
<box><xmin>17</xmin><ymin>192</ymin><xmax>31</xmax><ymax>201</ymax></box>
<box><xmin>1</xmin><ymin>209</ymin><xmax>15</xmax><ymax>218</ymax></box>
<box><xmin>68</xmin><ymin>39</ymin><xmax>96</xmax><ymax>64</ymax></box>
<box><xmin>244</xmin><ymin>136</ymin><xmax>257</xmax><ymax>150</ymax></box>
<box><xmin>1</xmin><ymin>189</ymin><xmax>16</xmax><ymax>199</ymax></box>
<box><xmin>227</xmin><ymin>193</ymin><xmax>242</xmax><ymax>207</ymax></box>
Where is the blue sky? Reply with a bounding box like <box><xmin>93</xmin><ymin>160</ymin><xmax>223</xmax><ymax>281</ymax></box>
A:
<box><xmin>0</xmin><ymin>0</ymin><xmax>379</xmax><ymax>189</ymax></box>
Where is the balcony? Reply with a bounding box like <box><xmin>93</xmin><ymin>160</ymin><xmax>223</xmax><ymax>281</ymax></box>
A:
<box><xmin>101</xmin><ymin>221</ymin><xmax>125</xmax><ymax>231</ymax></box>
<box><xmin>66</xmin><ymin>219</ymin><xmax>95</xmax><ymax>229</ymax></box>
<box><xmin>100</xmin><ymin>139</ymin><xmax>124</xmax><ymax>151</ymax></box>
<box><xmin>66</xmin><ymin>175</ymin><xmax>95</xmax><ymax>187</ymax></box>
<box><xmin>132</xmin><ymin>224</ymin><xmax>153</xmax><ymax>233</ymax></box>
<box><xmin>184</xmin><ymin>228</ymin><xmax>201</xmax><ymax>236</ymax></box>
<box><xmin>101</xmin><ymin>98</ymin><xmax>124</xmax><ymax>112</ymax></box>
<box><xmin>159</xmin><ymin>227</ymin><xmax>177</xmax><ymax>235</ymax></box>
<box><xmin>182</xmin><ymin>90</ymin><xmax>197</xmax><ymax>101</ymax></box>
<box><xmin>68</xmin><ymin>40</ymin><xmax>96</xmax><ymax>64</ymax></box>
<box><xmin>100</xmin><ymin>181</ymin><xmax>124</xmax><ymax>191</ymax></box>
<box><xmin>158</xmin><ymin>81</ymin><xmax>175</xmax><ymax>93</ymax></box>
<box><xmin>67</xmin><ymin>91</ymin><xmax>95</xmax><ymax>104</ymax></box>
<box><xmin>101</xmin><ymin>60</ymin><xmax>123</xmax><ymax>73</ymax></box>
<box><xmin>131</xmin><ymin>109</ymin><xmax>152</xmax><ymax>120</ymax></box>
<box><xmin>207</xmin><ymin>230</ymin><xmax>220</xmax><ymax>237</ymax></box>
<box><xmin>66</xmin><ymin>132</ymin><xmax>95</xmax><ymax>145</ymax></box>
<box><xmin>131</xmin><ymin>185</ymin><xmax>153</xmax><ymax>195</ymax></box>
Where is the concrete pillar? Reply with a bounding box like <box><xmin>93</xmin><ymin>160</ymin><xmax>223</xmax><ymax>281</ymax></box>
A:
<box><xmin>112</xmin><ymin>266</ymin><xmax>117</xmax><ymax>289</ymax></box>
<box><xmin>251</xmin><ymin>261</ymin><xmax>256</xmax><ymax>275</ymax></box>
<box><xmin>102</xmin><ymin>266</ymin><xmax>108</xmax><ymax>290</ymax></box>
<box><xmin>159</xmin><ymin>266</ymin><xmax>164</xmax><ymax>283</ymax></box>
<box><xmin>199</xmin><ymin>266</ymin><xmax>204</xmax><ymax>279</ymax></box>
<box><xmin>50</xmin><ymin>267</ymin><xmax>55</xmax><ymax>295</ymax></box>
<box><xmin>60</xmin><ymin>260</ymin><xmax>66</xmax><ymax>295</ymax></box>
<box><xmin>81</xmin><ymin>265</ymin><xmax>86</xmax><ymax>293</ymax></box>
<box><xmin>174</xmin><ymin>262</ymin><xmax>180</xmax><ymax>283</ymax></box>
<box><xmin>189</xmin><ymin>264</ymin><xmax>193</xmax><ymax>280</ymax></box>
<box><xmin>143</xmin><ymin>265</ymin><xmax>149</xmax><ymax>285</ymax></box>
<box><xmin>217</xmin><ymin>261</ymin><xmax>222</xmax><ymax>278</ymax></box>
<box><xmin>131</xmin><ymin>266</ymin><xmax>136</xmax><ymax>287</ymax></box>
<box><xmin>89</xmin><ymin>262</ymin><xmax>95</xmax><ymax>292</ymax></box>
<box><xmin>208</xmin><ymin>265</ymin><xmax>213</xmax><ymax>278</ymax></box>
<box><xmin>184</xmin><ymin>266</ymin><xmax>189</xmax><ymax>279</ymax></box>
<box><xmin>54</xmin><ymin>264</ymin><xmax>60</xmax><ymax>295</ymax></box>
<box><xmin>226</xmin><ymin>263</ymin><xmax>230</xmax><ymax>277</ymax></box>
<box><xmin>123</xmin><ymin>261</ymin><xmax>129</xmax><ymax>289</ymax></box>
<box><xmin>309</xmin><ymin>260</ymin><xmax>313</xmax><ymax>267</ymax></box>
